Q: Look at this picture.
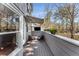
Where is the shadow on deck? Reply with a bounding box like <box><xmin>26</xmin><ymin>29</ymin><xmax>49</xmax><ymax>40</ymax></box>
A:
<box><xmin>23</xmin><ymin>39</ymin><xmax>53</xmax><ymax>56</ymax></box>
<box><xmin>33</xmin><ymin>40</ymin><xmax>53</xmax><ymax>56</ymax></box>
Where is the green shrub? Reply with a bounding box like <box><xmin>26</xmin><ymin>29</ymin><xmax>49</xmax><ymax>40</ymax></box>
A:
<box><xmin>50</xmin><ymin>28</ymin><xmax>57</xmax><ymax>34</ymax></box>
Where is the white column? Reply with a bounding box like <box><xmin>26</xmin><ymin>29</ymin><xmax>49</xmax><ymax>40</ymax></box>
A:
<box><xmin>23</xmin><ymin>18</ymin><xmax>27</xmax><ymax>43</ymax></box>
<box><xmin>19</xmin><ymin>15</ymin><xmax>24</xmax><ymax>46</ymax></box>
<box><xmin>16</xmin><ymin>15</ymin><xmax>24</xmax><ymax>56</ymax></box>
<box><xmin>17</xmin><ymin>15</ymin><xmax>27</xmax><ymax>46</ymax></box>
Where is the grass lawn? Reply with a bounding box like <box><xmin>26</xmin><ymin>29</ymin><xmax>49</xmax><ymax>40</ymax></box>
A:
<box><xmin>56</xmin><ymin>32</ymin><xmax>79</xmax><ymax>40</ymax></box>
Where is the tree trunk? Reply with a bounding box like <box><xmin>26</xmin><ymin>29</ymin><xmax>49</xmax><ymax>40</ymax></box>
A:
<box><xmin>65</xmin><ymin>19</ymin><xmax>68</xmax><ymax>33</ymax></box>
<box><xmin>70</xmin><ymin>20</ymin><xmax>74</xmax><ymax>39</ymax></box>
<box><xmin>70</xmin><ymin>4</ymin><xmax>74</xmax><ymax>39</ymax></box>
<box><xmin>66</xmin><ymin>23</ymin><xmax>67</xmax><ymax>32</ymax></box>
<box><xmin>62</xmin><ymin>19</ymin><xmax>64</xmax><ymax>32</ymax></box>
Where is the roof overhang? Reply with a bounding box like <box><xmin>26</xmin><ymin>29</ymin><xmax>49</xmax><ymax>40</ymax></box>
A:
<box><xmin>2</xmin><ymin>3</ymin><xmax>25</xmax><ymax>16</ymax></box>
<box><xmin>24</xmin><ymin>15</ymin><xmax>44</xmax><ymax>24</ymax></box>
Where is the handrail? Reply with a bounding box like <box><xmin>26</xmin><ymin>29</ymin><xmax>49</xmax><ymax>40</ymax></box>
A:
<box><xmin>44</xmin><ymin>31</ymin><xmax>79</xmax><ymax>46</ymax></box>
<box><xmin>2</xmin><ymin>3</ymin><xmax>23</xmax><ymax>15</ymax></box>
<box><xmin>55</xmin><ymin>35</ymin><xmax>79</xmax><ymax>46</ymax></box>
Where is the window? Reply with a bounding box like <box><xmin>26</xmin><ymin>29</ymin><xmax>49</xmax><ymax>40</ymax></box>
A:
<box><xmin>0</xmin><ymin>4</ymin><xmax>19</xmax><ymax>56</ymax></box>
<box><xmin>0</xmin><ymin>16</ymin><xmax>19</xmax><ymax>32</ymax></box>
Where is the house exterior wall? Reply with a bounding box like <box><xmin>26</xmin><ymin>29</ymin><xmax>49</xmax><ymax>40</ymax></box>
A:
<box><xmin>28</xmin><ymin>23</ymin><xmax>44</xmax><ymax>33</ymax></box>
<box><xmin>1</xmin><ymin>3</ymin><xmax>31</xmax><ymax>56</ymax></box>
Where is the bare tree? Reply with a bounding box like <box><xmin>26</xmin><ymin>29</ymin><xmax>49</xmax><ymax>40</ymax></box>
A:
<box><xmin>65</xmin><ymin>4</ymin><xmax>79</xmax><ymax>38</ymax></box>
<box><xmin>43</xmin><ymin>4</ymin><xmax>52</xmax><ymax>29</ymax></box>
<box><xmin>54</xmin><ymin>3</ymin><xmax>79</xmax><ymax>38</ymax></box>
<box><xmin>54</xmin><ymin>5</ymin><xmax>67</xmax><ymax>32</ymax></box>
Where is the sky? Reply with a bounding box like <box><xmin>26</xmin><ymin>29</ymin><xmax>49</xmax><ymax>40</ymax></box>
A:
<box><xmin>32</xmin><ymin>3</ymin><xmax>79</xmax><ymax>23</ymax></box>
<box><xmin>32</xmin><ymin>3</ymin><xmax>58</xmax><ymax>23</ymax></box>
<box><xmin>32</xmin><ymin>3</ymin><xmax>57</xmax><ymax>19</ymax></box>
<box><xmin>32</xmin><ymin>3</ymin><xmax>46</xmax><ymax>19</ymax></box>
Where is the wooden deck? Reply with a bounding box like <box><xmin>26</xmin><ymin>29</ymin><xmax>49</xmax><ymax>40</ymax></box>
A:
<box><xmin>33</xmin><ymin>40</ymin><xmax>53</xmax><ymax>56</ymax></box>
<box><xmin>23</xmin><ymin>39</ymin><xmax>53</xmax><ymax>56</ymax></box>
<box><xmin>31</xmin><ymin>31</ymin><xmax>79</xmax><ymax>56</ymax></box>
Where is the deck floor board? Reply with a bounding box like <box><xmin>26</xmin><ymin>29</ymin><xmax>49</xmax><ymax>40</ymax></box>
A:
<box><xmin>33</xmin><ymin>40</ymin><xmax>53</xmax><ymax>56</ymax></box>
<box><xmin>23</xmin><ymin>40</ymin><xmax>53</xmax><ymax>56</ymax></box>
